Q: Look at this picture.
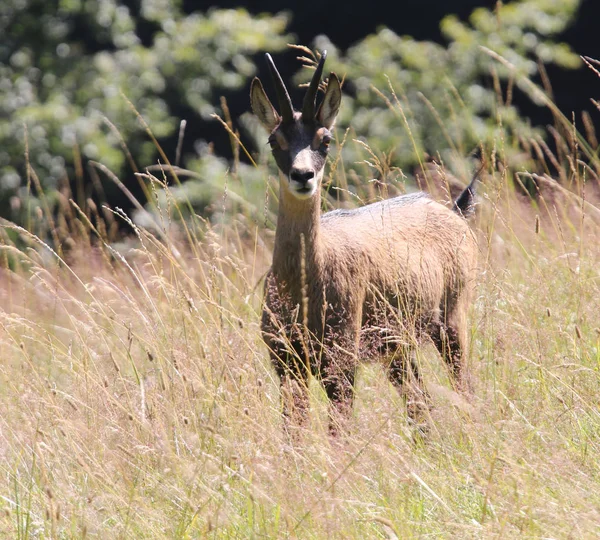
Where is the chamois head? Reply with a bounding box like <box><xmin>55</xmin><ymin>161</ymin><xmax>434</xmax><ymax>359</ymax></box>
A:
<box><xmin>250</xmin><ymin>51</ymin><xmax>342</xmax><ymax>200</ymax></box>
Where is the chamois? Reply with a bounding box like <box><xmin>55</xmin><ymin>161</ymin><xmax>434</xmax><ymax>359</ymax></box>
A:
<box><xmin>251</xmin><ymin>51</ymin><xmax>478</xmax><ymax>435</ymax></box>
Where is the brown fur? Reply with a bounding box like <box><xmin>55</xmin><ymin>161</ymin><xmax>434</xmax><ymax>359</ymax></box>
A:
<box><xmin>262</xmin><ymin>186</ymin><xmax>478</xmax><ymax>433</ymax></box>
<box><xmin>252</xmin><ymin>52</ymin><xmax>478</xmax><ymax>434</ymax></box>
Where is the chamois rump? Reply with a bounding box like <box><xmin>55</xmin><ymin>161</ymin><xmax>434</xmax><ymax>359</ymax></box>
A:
<box><xmin>251</xmin><ymin>51</ymin><xmax>478</xmax><ymax>434</ymax></box>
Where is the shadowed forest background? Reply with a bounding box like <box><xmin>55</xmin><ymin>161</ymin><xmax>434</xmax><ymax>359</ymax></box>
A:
<box><xmin>2</xmin><ymin>0</ymin><xmax>600</xmax><ymax>233</ymax></box>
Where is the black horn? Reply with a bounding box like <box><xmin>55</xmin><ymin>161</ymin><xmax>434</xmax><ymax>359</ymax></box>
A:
<box><xmin>265</xmin><ymin>53</ymin><xmax>294</xmax><ymax>123</ymax></box>
<box><xmin>302</xmin><ymin>50</ymin><xmax>327</xmax><ymax>121</ymax></box>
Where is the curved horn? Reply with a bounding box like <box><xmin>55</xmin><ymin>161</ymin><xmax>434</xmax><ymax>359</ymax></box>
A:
<box><xmin>302</xmin><ymin>50</ymin><xmax>327</xmax><ymax>121</ymax></box>
<box><xmin>265</xmin><ymin>53</ymin><xmax>294</xmax><ymax>123</ymax></box>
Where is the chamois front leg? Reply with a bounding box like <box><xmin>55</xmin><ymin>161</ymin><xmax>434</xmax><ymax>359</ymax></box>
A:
<box><xmin>271</xmin><ymin>348</ymin><xmax>310</xmax><ymax>437</ymax></box>
<box><xmin>322</xmin><ymin>363</ymin><xmax>356</xmax><ymax>436</ymax></box>
<box><xmin>320</xmin><ymin>322</ymin><xmax>360</xmax><ymax>436</ymax></box>
<box><xmin>261</xmin><ymin>276</ymin><xmax>312</xmax><ymax>438</ymax></box>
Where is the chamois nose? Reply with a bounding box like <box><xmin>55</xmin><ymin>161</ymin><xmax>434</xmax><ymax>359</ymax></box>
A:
<box><xmin>290</xmin><ymin>169</ymin><xmax>315</xmax><ymax>184</ymax></box>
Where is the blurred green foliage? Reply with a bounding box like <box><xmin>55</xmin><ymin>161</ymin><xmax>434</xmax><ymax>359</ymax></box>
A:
<box><xmin>0</xmin><ymin>0</ymin><xmax>290</xmax><ymax>222</ymax></box>
<box><xmin>0</xmin><ymin>0</ymin><xmax>584</xmax><ymax>229</ymax></box>
<box><xmin>312</xmin><ymin>0</ymin><xmax>581</xmax><ymax>179</ymax></box>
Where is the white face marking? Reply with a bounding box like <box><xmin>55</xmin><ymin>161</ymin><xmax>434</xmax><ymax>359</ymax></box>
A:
<box><xmin>287</xmin><ymin>180</ymin><xmax>318</xmax><ymax>200</ymax></box>
<box><xmin>287</xmin><ymin>147</ymin><xmax>320</xmax><ymax>199</ymax></box>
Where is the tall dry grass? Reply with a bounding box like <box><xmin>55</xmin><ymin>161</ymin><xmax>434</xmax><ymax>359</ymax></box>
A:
<box><xmin>1</xmin><ymin>62</ymin><xmax>600</xmax><ymax>538</ymax></box>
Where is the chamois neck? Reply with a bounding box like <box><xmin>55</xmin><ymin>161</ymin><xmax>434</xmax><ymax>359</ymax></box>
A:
<box><xmin>272</xmin><ymin>182</ymin><xmax>323</xmax><ymax>284</ymax></box>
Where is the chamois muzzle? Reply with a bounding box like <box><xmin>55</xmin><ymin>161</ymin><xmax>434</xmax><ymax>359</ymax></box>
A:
<box><xmin>289</xmin><ymin>163</ymin><xmax>317</xmax><ymax>198</ymax></box>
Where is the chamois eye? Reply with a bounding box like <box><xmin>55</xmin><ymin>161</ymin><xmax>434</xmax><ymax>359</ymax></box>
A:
<box><xmin>268</xmin><ymin>136</ymin><xmax>278</xmax><ymax>150</ymax></box>
<box><xmin>321</xmin><ymin>133</ymin><xmax>332</xmax><ymax>150</ymax></box>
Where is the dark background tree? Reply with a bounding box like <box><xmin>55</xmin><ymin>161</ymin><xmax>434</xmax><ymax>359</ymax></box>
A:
<box><xmin>1</xmin><ymin>0</ymin><xmax>598</xmax><ymax>229</ymax></box>
<box><xmin>195</xmin><ymin>0</ymin><xmax>600</xmax><ymax>149</ymax></box>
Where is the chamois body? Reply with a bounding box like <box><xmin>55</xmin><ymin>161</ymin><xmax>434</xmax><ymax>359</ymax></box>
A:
<box><xmin>252</xmin><ymin>51</ymin><xmax>478</xmax><ymax>433</ymax></box>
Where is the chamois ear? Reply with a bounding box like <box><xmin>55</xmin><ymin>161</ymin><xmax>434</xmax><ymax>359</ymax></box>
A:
<box><xmin>250</xmin><ymin>78</ymin><xmax>281</xmax><ymax>132</ymax></box>
<box><xmin>316</xmin><ymin>73</ymin><xmax>342</xmax><ymax>129</ymax></box>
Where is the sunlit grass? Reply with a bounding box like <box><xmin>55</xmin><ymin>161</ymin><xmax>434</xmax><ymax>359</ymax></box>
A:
<box><xmin>1</xmin><ymin>71</ymin><xmax>600</xmax><ymax>538</ymax></box>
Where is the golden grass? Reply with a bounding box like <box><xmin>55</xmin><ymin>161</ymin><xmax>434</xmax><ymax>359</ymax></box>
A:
<box><xmin>0</xmin><ymin>160</ymin><xmax>599</xmax><ymax>539</ymax></box>
<box><xmin>2</xmin><ymin>60</ymin><xmax>600</xmax><ymax>537</ymax></box>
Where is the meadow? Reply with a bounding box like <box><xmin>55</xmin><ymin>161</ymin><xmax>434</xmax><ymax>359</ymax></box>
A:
<box><xmin>1</xmin><ymin>67</ymin><xmax>600</xmax><ymax>539</ymax></box>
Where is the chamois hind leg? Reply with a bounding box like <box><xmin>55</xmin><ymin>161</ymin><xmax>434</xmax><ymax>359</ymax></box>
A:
<box><xmin>430</xmin><ymin>298</ymin><xmax>471</xmax><ymax>393</ymax></box>
<box><xmin>386</xmin><ymin>346</ymin><xmax>430</xmax><ymax>426</ymax></box>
